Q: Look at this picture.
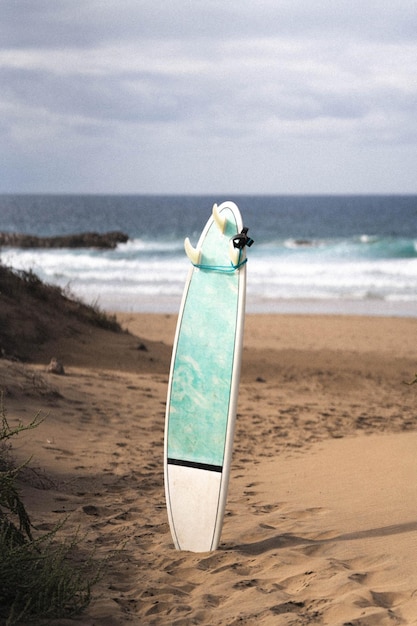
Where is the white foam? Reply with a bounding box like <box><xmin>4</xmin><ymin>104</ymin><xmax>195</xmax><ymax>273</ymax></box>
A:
<box><xmin>2</xmin><ymin>242</ymin><xmax>416</xmax><ymax>315</ymax></box>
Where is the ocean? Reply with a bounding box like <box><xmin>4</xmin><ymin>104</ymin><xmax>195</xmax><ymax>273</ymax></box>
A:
<box><xmin>0</xmin><ymin>194</ymin><xmax>416</xmax><ymax>316</ymax></box>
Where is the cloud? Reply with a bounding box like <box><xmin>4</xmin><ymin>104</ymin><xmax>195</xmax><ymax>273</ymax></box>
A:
<box><xmin>0</xmin><ymin>1</ymin><xmax>416</xmax><ymax>193</ymax></box>
<box><xmin>3</xmin><ymin>1</ymin><xmax>417</xmax><ymax>46</ymax></box>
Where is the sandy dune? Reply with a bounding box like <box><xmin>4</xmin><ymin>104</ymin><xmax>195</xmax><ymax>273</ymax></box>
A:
<box><xmin>2</xmin><ymin>313</ymin><xmax>417</xmax><ymax>625</ymax></box>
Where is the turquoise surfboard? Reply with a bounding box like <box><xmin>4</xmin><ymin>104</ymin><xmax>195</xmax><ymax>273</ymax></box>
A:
<box><xmin>164</xmin><ymin>201</ymin><xmax>253</xmax><ymax>552</ymax></box>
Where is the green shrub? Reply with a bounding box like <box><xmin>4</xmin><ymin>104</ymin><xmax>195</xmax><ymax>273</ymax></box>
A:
<box><xmin>0</xmin><ymin>529</ymin><xmax>95</xmax><ymax>625</ymax></box>
<box><xmin>0</xmin><ymin>400</ymin><xmax>99</xmax><ymax>625</ymax></box>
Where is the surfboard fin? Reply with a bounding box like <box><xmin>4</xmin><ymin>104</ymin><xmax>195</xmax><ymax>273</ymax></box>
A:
<box><xmin>212</xmin><ymin>203</ymin><xmax>227</xmax><ymax>233</ymax></box>
<box><xmin>229</xmin><ymin>239</ymin><xmax>242</xmax><ymax>266</ymax></box>
<box><xmin>184</xmin><ymin>237</ymin><xmax>201</xmax><ymax>265</ymax></box>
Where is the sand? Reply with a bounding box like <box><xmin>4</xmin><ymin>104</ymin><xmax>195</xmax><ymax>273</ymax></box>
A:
<box><xmin>1</xmin><ymin>312</ymin><xmax>417</xmax><ymax>625</ymax></box>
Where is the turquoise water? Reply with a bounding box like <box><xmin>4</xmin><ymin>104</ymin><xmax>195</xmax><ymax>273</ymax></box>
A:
<box><xmin>0</xmin><ymin>194</ymin><xmax>416</xmax><ymax>315</ymax></box>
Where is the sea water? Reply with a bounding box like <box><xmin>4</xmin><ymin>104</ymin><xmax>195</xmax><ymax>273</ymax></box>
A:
<box><xmin>0</xmin><ymin>194</ymin><xmax>416</xmax><ymax>316</ymax></box>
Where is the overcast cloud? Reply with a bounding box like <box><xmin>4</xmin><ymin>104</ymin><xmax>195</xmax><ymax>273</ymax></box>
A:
<box><xmin>1</xmin><ymin>0</ymin><xmax>416</xmax><ymax>194</ymax></box>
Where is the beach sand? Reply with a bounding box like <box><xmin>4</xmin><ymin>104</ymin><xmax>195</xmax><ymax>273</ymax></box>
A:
<box><xmin>2</xmin><ymin>312</ymin><xmax>417</xmax><ymax>625</ymax></box>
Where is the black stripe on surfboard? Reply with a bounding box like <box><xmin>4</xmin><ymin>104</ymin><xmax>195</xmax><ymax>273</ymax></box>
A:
<box><xmin>167</xmin><ymin>458</ymin><xmax>223</xmax><ymax>473</ymax></box>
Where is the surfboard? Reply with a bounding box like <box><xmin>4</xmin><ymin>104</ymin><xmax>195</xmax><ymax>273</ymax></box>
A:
<box><xmin>164</xmin><ymin>201</ymin><xmax>253</xmax><ymax>552</ymax></box>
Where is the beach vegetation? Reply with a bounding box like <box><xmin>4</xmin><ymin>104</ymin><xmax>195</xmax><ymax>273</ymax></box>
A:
<box><xmin>0</xmin><ymin>262</ymin><xmax>121</xmax><ymax>332</ymax></box>
<box><xmin>0</xmin><ymin>262</ymin><xmax>122</xmax><ymax>360</ymax></box>
<box><xmin>0</xmin><ymin>399</ymin><xmax>99</xmax><ymax>625</ymax></box>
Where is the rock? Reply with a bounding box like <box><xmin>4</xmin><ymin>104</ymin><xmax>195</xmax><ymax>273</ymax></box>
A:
<box><xmin>0</xmin><ymin>231</ymin><xmax>129</xmax><ymax>249</ymax></box>
<box><xmin>82</xmin><ymin>505</ymin><xmax>99</xmax><ymax>516</ymax></box>
<box><xmin>46</xmin><ymin>358</ymin><xmax>65</xmax><ymax>375</ymax></box>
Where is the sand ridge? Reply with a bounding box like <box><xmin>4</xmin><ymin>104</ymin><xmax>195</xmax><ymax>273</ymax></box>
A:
<box><xmin>1</xmin><ymin>313</ymin><xmax>417</xmax><ymax>625</ymax></box>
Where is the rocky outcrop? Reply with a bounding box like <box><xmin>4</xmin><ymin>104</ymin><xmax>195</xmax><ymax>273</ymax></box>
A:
<box><xmin>0</xmin><ymin>231</ymin><xmax>129</xmax><ymax>249</ymax></box>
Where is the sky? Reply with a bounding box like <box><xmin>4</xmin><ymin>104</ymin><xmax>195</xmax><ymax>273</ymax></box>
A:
<box><xmin>1</xmin><ymin>1</ymin><xmax>417</xmax><ymax>195</ymax></box>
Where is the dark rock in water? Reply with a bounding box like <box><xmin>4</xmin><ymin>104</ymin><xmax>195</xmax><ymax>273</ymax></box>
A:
<box><xmin>0</xmin><ymin>231</ymin><xmax>129</xmax><ymax>249</ymax></box>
